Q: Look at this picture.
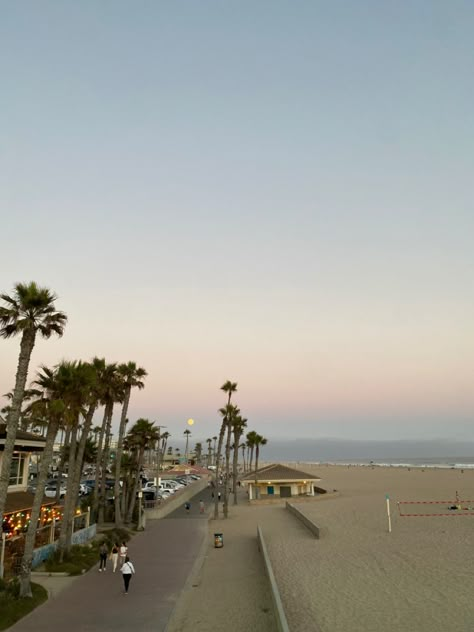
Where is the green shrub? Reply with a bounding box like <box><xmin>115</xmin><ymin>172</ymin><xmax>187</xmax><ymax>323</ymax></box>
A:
<box><xmin>99</xmin><ymin>527</ymin><xmax>131</xmax><ymax>548</ymax></box>
<box><xmin>0</xmin><ymin>582</ymin><xmax>47</xmax><ymax>631</ymax></box>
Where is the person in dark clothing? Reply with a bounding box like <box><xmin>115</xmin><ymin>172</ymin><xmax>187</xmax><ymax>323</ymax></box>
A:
<box><xmin>99</xmin><ymin>542</ymin><xmax>108</xmax><ymax>572</ymax></box>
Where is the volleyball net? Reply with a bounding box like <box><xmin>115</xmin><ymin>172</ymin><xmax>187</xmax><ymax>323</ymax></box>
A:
<box><xmin>397</xmin><ymin>499</ymin><xmax>474</xmax><ymax>517</ymax></box>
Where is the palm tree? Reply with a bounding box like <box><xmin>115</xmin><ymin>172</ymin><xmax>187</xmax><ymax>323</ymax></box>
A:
<box><xmin>18</xmin><ymin>364</ymin><xmax>66</xmax><ymax>597</ymax></box>
<box><xmin>0</xmin><ymin>282</ymin><xmax>66</xmax><ymax>525</ymax></box>
<box><xmin>57</xmin><ymin>361</ymin><xmax>97</xmax><ymax>559</ymax></box>
<box><xmin>253</xmin><ymin>433</ymin><xmax>268</xmax><ymax>499</ymax></box>
<box><xmin>246</xmin><ymin>430</ymin><xmax>258</xmax><ymax>471</ymax></box>
<box><xmin>240</xmin><ymin>443</ymin><xmax>246</xmax><ymax>472</ymax></box>
<box><xmin>183</xmin><ymin>429</ymin><xmax>191</xmax><ymax>463</ymax></box>
<box><xmin>158</xmin><ymin>431</ymin><xmax>170</xmax><ymax>472</ymax></box>
<box><xmin>114</xmin><ymin>362</ymin><xmax>147</xmax><ymax>527</ymax></box>
<box><xmin>91</xmin><ymin>363</ymin><xmax>122</xmax><ymax>522</ymax></box>
<box><xmin>212</xmin><ymin>436</ymin><xmax>217</xmax><ymax>465</ymax></box>
<box><xmin>125</xmin><ymin>419</ymin><xmax>160</xmax><ymax>523</ymax></box>
<box><xmin>214</xmin><ymin>381</ymin><xmax>237</xmax><ymax>519</ymax></box>
<box><xmin>194</xmin><ymin>442</ymin><xmax>202</xmax><ymax>465</ymax></box>
<box><xmin>231</xmin><ymin>416</ymin><xmax>247</xmax><ymax>504</ymax></box>
<box><xmin>2</xmin><ymin>388</ymin><xmax>40</xmax><ymax>432</ymax></box>
<box><xmin>222</xmin><ymin>404</ymin><xmax>240</xmax><ymax>518</ymax></box>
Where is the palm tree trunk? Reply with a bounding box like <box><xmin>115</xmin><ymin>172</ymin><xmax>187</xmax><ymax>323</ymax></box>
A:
<box><xmin>58</xmin><ymin>422</ymin><xmax>79</xmax><ymax>561</ymax></box>
<box><xmin>114</xmin><ymin>387</ymin><xmax>131</xmax><ymax>527</ymax></box>
<box><xmin>126</xmin><ymin>448</ymin><xmax>144</xmax><ymax>524</ymax></box>
<box><xmin>55</xmin><ymin>426</ymin><xmax>70</xmax><ymax>503</ymax></box>
<box><xmin>232</xmin><ymin>432</ymin><xmax>241</xmax><ymax>505</ymax></box>
<box><xmin>98</xmin><ymin>405</ymin><xmax>113</xmax><ymax>524</ymax></box>
<box><xmin>19</xmin><ymin>418</ymin><xmax>59</xmax><ymax>597</ymax></box>
<box><xmin>92</xmin><ymin>406</ymin><xmax>108</xmax><ymax>520</ymax></box>
<box><xmin>222</xmin><ymin>423</ymin><xmax>232</xmax><ymax>518</ymax></box>
<box><xmin>0</xmin><ymin>329</ymin><xmax>36</xmax><ymax>521</ymax></box>
<box><xmin>64</xmin><ymin>403</ymin><xmax>96</xmax><ymax>550</ymax></box>
<box><xmin>213</xmin><ymin>421</ymin><xmax>226</xmax><ymax>519</ymax></box>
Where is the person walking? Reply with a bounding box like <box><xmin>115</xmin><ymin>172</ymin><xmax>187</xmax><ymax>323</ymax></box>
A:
<box><xmin>184</xmin><ymin>502</ymin><xmax>191</xmax><ymax>514</ymax></box>
<box><xmin>199</xmin><ymin>499</ymin><xmax>204</xmax><ymax>514</ymax></box>
<box><xmin>217</xmin><ymin>491</ymin><xmax>221</xmax><ymax>501</ymax></box>
<box><xmin>119</xmin><ymin>541</ymin><xmax>128</xmax><ymax>567</ymax></box>
<box><xmin>120</xmin><ymin>556</ymin><xmax>135</xmax><ymax>594</ymax></box>
<box><xmin>111</xmin><ymin>542</ymin><xmax>119</xmax><ymax>572</ymax></box>
<box><xmin>99</xmin><ymin>542</ymin><xmax>108</xmax><ymax>572</ymax></box>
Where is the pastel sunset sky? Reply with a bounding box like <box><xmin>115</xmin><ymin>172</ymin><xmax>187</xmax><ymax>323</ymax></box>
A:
<box><xmin>1</xmin><ymin>2</ymin><xmax>473</xmax><ymax>445</ymax></box>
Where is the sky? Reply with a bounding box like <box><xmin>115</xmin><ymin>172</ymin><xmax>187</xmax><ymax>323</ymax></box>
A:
<box><xmin>1</xmin><ymin>1</ymin><xmax>473</xmax><ymax>449</ymax></box>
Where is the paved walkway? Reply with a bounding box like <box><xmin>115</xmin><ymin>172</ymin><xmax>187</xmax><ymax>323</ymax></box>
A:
<box><xmin>11</xmin><ymin>489</ymin><xmax>211</xmax><ymax>632</ymax></box>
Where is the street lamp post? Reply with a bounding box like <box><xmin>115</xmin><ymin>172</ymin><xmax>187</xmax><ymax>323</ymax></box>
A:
<box><xmin>137</xmin><ymin>491</ymin><xmax>143</xmax><ymax>531</ymax></box>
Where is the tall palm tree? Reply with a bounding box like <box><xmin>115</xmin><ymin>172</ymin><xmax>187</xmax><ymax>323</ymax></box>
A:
<box><xmin>222</xmin><ymin>404</ymin><xmax>240</xmax><ymax>518</ymax></box>
<box><xmin>183</xmin><ymin>429</ymin><xmax>191</xmax><ymax>462</ymax></box>
<box><xmin>240</xmin><ymin>442</ymin><xmax>246</xmax><ymax>473</ymax></box>
<box><xmin>91</xmin><ymin>363</ymin><xmax>121</xmax><ymax>522</ymax></box>
<box><xmin>57</xmin><ymin>361</ymin><xmax>96</xmax><ymax>559</ymax></box>
<box><xmin>214</xmin><ymin>381</ymin><xmax>237</xmax><ymax>519</ymax></box>
<box><xmin>18</xmin><ymin>364</ymin><xmax>66</xmax><ymax>597</ymax></box>
<box><xmin>253</xmin><ymin>433</ymin><xmax>268</xmax><ymax>499</ymax></box>
<box><xmin>158</xmin><ymin>431</ymin><xmax>170</xmax><ymax>472</ymax></box>
<box><xmin>212</xmin><ymin>436</ymin><xmax>217</xmax><ymax>465</ymax></box>
<box><xmin>0</xmin><ymin>282</ymin><xmax>66</xmax><ymax>524</ymax></box>
<box><xmin>194</xmin><ymin>442</ymin><xmax>202</xmax><ymax>465</ymax></box>
<box><xmin>114</xmin><ymin>362</ymin><xmax>147</xmax><ymax>527</ymax></box>
<box><xmin>125</xmin><ymin>419</ymin><xmax>160</xmax><ymax>523</ymax></box>
<box><xmin>246</xmin><ymin>430</ymin><xmax>258</xmax><ymax>471</ymax></box>
<box><xmin>231</xmin><ymin>416</ymin><xmax>247</xmax><ymax>504</ymax></box>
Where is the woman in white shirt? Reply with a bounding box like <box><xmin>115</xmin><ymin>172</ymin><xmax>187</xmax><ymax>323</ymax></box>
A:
<box><xmin>120</xmin><ymin>556</ymin><xmax>135</xmax><ymax>594</ymax></box>
<box><xmin>119</xmin><ymin>542</ymin><xmax>128</xmax><ymax>567</ymax></box>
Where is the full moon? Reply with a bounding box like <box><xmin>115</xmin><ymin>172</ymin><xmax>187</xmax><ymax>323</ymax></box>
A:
<box><xmin>187</xmin><ymin>418</ymin><xmax>194</xmax><ymax>426</ymax></box>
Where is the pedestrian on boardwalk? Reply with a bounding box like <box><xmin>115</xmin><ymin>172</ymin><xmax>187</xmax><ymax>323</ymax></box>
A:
<box><xmin>120</xmin><ymin>556</ymin><xmax>135</xmax><ymax>594</ymax></box>
<box><xmin>99</xmin><ymin>542</ymin><xmax>108</xmax><ymax>572</ymax></box>
<box><xmin>199</xmin><ymin>499</ymin><xmax>204</xmax><ymax>514</ymax></box>
<box><xmin>119</xmin><ymin>541</ymin><xmax>128</xmax><ymax>567</ymax></box>
<box><xmin>185</xmin><ymin>502</ymin><xmax>191</xmax><ymax>514</ymax></box>
<box><xmin>111</xmin><ymin>542</ymin><xmax>119</xmax><ymax>572</ymax></box>
<box><xmin>217</xmin><ymin>491</ymin><xmax>221</xmax><ymax>501</ymax></box>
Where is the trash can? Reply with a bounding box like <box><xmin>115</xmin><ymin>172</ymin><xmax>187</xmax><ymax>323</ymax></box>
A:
<box><xmin>214</xmin><ymin>533</ymin><xmax>223</xmax><ymax>548</ymax></box>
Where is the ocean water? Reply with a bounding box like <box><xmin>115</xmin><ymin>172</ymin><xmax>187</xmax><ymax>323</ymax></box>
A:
<box><xmin>262</xmin><ymin>438</ymin><xmax>474</xmax><ymax>469</ymax></box>
<box><xmin>303</xmin><ymin>457</ymin><xmax>474</xmax><ymax>469</ymax></box>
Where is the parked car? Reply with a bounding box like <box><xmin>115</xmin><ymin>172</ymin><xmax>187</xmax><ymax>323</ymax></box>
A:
<box><xmin>45</xmin><ymin>483</ymin><xmax>66</xmax><ymax>498</ymax></box>
<box><xmin>141</xmin><ymin>481</ymin><xmax>157</xmax><ymax>492</ymax></box>
<box><xmin>165</xmin><ymin>480</ymin><xmax>184</xmax><ymax>490</ymax></box>
<box><xmin>81</xmin><ymin>478</ymin><xmax>115</xmax><ymax>490</ymax></box>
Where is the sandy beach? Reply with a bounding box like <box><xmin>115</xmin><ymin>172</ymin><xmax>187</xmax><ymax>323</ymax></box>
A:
<box><xmin>169</xmin><ymin>464</ymin><xmax>474</xmax><ymax>632</ymax></box>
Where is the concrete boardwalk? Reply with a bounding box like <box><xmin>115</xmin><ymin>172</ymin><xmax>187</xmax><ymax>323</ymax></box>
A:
<box><xmin>11</xmin><ymin>490</ymin><xmax>210</xmax><ymax>632</ymax></box>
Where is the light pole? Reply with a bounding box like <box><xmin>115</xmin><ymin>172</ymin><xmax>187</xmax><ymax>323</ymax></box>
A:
<box><xmin>137</xmin><ymin>491</ymin><xmax>143</xmax><ymax>531</ymax></box>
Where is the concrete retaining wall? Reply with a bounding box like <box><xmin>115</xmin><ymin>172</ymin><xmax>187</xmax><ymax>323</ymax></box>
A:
<box><xmin>257</xmin><ymin>525</ymin><xmax>290</xmax><ymax>632</ymax></box>
<box><xmin>145</xmin><ymin>478</ymin><xmax>209</xmax><ymax>519</ymax></box>
<box><xmin>286</xmin><ymin>502</ymin><xmax>320</xmax><ymax>538</ymax></box>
